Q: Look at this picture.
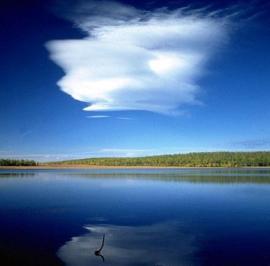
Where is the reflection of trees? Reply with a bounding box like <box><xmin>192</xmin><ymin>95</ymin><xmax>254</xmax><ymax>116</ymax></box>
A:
<box><xmin>2</xmin><ymin>168</ymin><xmax>270</xmax><ymax>184</ymax></box>
<box><xmin>62</xmin><ymin>172</ymin><xmax>270</xmax><ymax>184</ymax></box>
<box><xmin>0</xmin><ymin>172</ymin><xmax>35</xmax><ymax>178</ymax></box>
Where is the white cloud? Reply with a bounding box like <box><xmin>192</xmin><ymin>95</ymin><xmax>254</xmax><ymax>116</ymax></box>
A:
<box><xmin>116</xmin><ymin>116</ymin><xmax>133</xmax><ymax>120</ymax></box>
<box><xmin>0</xmin><ymin>148</ymin><xmax>153</xmax><ymax>162</ymax></box>
<box><xmin>87</xmin><ymin>115</ymin><xmax>111</xmax><ymax>119</ymax></box>
<box><xmin>99</xmin><ymin>148</ymin><xmax>153</xmax><ymax>157</ymax></box>
<box><xmin>47</xmin><ymin>1</ymin><xmax>230</xmax><ymax>114</ymax></box>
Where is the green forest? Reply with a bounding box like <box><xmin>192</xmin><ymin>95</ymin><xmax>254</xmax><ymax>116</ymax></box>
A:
<box><xmin>0</xmin><ymin>159</ymin><xmax>37</xmax><ymax>166</ymax></box>
<box><xmin>1</xmin><ymin>152</ymin><xmax>270</xmax><ymax>167</ymax></box>
<box><xmin>49</xmin><ymin>151</ymin><xmax>270</xmax><ymax>167</ymax></box>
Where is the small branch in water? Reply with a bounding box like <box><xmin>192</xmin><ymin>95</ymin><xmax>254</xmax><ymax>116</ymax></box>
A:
<box><xmin>94</xmin><ymin>234</ymin><xmax>105</xmax><ymax>262</ymax></box>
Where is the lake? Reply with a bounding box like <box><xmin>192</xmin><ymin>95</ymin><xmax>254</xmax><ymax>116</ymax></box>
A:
<box><xmin>0</xmin><ymin>168</ymin><xmax>270</xmax><ymax>266</ymax></box>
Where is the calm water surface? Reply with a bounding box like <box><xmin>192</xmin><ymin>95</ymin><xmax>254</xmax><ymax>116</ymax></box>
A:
<box><xmin>0</xmin><ymin>168</ymin><xmax>270</xmax><ymax>266</ymax></box>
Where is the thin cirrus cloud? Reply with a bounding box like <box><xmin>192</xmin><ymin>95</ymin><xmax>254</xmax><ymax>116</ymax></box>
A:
<box><xmin>47</xmin><ymin>1</ymin><xmax>231</xmax><ymax>115</ymax></box>
<box><xmin>86</xmin><ymin>115</ymin><xmax>133</xmax><ymax>120</ymax></box>
<box><xmin>87</xmin><ymin>115</ymin><xmax>111</xmax><ymax>119</ymax></box>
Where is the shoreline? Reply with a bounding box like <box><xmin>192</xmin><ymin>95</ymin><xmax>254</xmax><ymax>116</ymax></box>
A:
<box><xmin>1</xmin><ymin>165</ymin><xmax>270</xmax><ymax>170</ymax></box>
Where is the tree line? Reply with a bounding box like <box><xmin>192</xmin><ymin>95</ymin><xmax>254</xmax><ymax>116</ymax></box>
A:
<box><xmin>0</xmin><ymin>159</ymin><xmax>37</xmax><ymax>166</ymax></box>
<box><xmin>51</xmin><ymin>152</ymin><xmax>270</xmax><ymax>167</ymax></box>
<box><xmin>2</xmin><ymin>152</ymin><xmax>270</xmax><ymax>167</ymax></box>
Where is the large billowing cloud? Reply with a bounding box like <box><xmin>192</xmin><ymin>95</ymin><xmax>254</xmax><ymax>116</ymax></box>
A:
<box><xmin>47</xmin><ymin>1</ymin><xmax>230</xmax><ymax>114</ymax></box>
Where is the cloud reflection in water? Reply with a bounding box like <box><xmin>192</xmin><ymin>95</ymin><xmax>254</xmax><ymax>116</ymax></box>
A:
<box><xmin>57</xmin><ymin>222</ymin><xmax>198</xmax><ymax>266</ymax></box>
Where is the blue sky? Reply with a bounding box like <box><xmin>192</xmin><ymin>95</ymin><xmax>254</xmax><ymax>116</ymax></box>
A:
<box><xmin>1</xmin><ymin>0</ymin><xmax>270</xmax><ymax>161</ymax></box>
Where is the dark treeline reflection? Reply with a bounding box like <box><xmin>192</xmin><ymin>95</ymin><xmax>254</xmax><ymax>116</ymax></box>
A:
<box><xmin>58</xmin><ymin>168</ymin><xmax>270</xmax><ymax>184</ymax></box>
<box><xmin>69</xmin><ymin>174</ymin><xmax>270</xmax><ymax>184</ymax></box>
<box><xmin>1</xmin><ymin>169</ymin><xmax>270</xmax><ymax>183</ymax></box>
<box><xmin>0</xmin><ymin>172</ymin><xmax>35</xmax><ymax>178</ymax></box>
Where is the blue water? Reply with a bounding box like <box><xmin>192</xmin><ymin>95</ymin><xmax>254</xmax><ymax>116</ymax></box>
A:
<box><xmin>0</xmin><ymin>168</ymin><xmax>270</xmax><ymax>265</ymax></box>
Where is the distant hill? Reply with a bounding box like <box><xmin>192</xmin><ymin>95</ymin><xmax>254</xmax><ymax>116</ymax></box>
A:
<box><xmin>48</xmin><ymin>152</ymin><xmax>270</xmax><ymax>167</ymax></box>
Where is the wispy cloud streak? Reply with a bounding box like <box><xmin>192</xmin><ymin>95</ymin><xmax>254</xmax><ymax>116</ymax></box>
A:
<box><xmin>47</xmin><ymin>1</ymin><xmax>231</xmax><ymax>114</ymax></box>
<box><xmin>230</xmin><ymin>138</ymin><xmax>270</xmax><ymax>149</ymax></box>
<box><xmin>87</xmin><ymin>115</ymin><xmax>110</xmax><ymax>119</ymax></box>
